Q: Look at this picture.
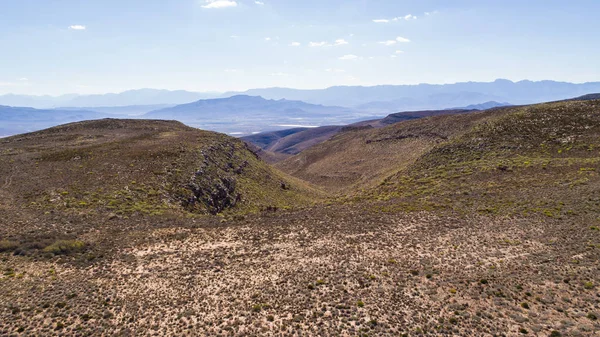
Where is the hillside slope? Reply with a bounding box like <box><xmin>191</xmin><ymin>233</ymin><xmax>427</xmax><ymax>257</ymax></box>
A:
<box><xmin>275</xmin><ymin>110</ymin><xmax>500</xmax><ymax>192</ymax></box>
<box><xmin>365</xmin><ymin>99</ymin><xmax>600</xmax><ymax>217</ymax></box>
<box><xmin>0</xmin><ymin>119</ymin><xmax>319</xmax><ymax>219</ymax></box>
<box><xmin>244</xmin><ymin>109</ymin><xmax>477</xmax><ymax>163</ymax></box>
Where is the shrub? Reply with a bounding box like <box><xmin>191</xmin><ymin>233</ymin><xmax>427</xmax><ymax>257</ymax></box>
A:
<box><xmin>519</xmin><ymin>328</ymin><xmax>528</xmax><ymax>334</ymax></box>
<box><xmin>521</xmin><ymin>302</ymin><xmax>530</xmax><ymax>309</ymax></box>
<box><xmin>356</xmin><ymin>300</ymin><xmax>365</xmax><ymax>308</ymax></box>
<box><xmin>588</xmin><ymin>312</ymin><xmax>598</xmax><ymax>320</ymax></box>
<box><xmin>0</xmin><ymin>240</ymin><xmax>18</xmax><ymax>252</ymax></box>
<box><xmin>549</xmin><ymin>331</ymin><xmax>562</xmax><ymax>337</ymax></box>
<box><xmin>43</xmin><ymin>240</ymin><xmax>86</xmax><ymax>255</ymax></box>
<box><xmin>584</xmin><ymin>281</ymin><xmax>594</xmax><ymax>289</ymax></box>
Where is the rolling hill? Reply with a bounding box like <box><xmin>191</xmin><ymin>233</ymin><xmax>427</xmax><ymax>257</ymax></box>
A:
<box><xmin>0</xmin><ymin>119</ymin><xmax>320</xmax><ymax>217</ymax></box>
<box><xmin>1</xmin><ymin>98</ymin><xmax>599</xmax><ymax>336</ymax></box>
<box><xmin>244</xmin><ymin>108</ymin><xmax>477</xmax><ymax>163</ymax></box>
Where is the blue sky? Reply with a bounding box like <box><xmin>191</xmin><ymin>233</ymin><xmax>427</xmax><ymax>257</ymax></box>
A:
<box><xmin>1</xmin><ymin>0</ymin><xmax>599</xmax><ymax>95</ymax></box>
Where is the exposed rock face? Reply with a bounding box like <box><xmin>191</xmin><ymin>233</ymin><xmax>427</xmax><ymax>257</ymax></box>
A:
<box><xmin>183</xmin><ymin>142</ymin><xmax>248</xmax><ymax>214</ymax></box>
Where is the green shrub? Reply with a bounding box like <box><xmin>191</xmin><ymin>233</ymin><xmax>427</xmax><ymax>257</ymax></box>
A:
<box><xmin>584</xmin><ymin>281</ymin><xmax>594</xmax><ymax>289</ymax></box>
<box><xmin>356</xmin><ymin>300</ymin><xmax>365</xmax><ymax>308</ymax></box>
<box><xmin>0</xmin><ymin>240</ymin><xmax>18</xmax><ymax>252</ymax></box>
<box><xmin>43</xmin><ymin>240</ymin><xmax>86</xmax><ymax>255</ymax></box>
<box><xmin>549</xmin><ymin>331</ymin><xmax>562</xmax><ymax>337</ymax></box>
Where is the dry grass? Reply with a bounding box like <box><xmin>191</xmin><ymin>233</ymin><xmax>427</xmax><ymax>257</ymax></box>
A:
<box><xmin>1</xmin><ymin>101</ymin><xmax>600</xmax><ymax>336</ymax></box>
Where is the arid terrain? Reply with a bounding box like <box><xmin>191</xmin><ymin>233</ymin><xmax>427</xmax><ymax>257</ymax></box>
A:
<box><xmin>1</xmin><ymin>100</ymin><xmax>599</xmax><ymax>336</ymax></box>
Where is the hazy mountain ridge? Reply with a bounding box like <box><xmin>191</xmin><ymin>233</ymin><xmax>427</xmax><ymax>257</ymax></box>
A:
<box><xmin>0</xmin><ymin>89</ymin><xmax>219</xmax><ymax>109</ymax></box>
<box><xmin>143</xmin><ymin>95</ymin><xmax>368</xmax><ymax>135</ymax></box>
<box><xmin>4</xmin><ymin>79</ymin><xmax>600</xmax><ymax>111</ymax></box>
<box><xmin>0</xmin><ymin>105</ymin><xmax>112</xmax><ymax>136</ymax></box>
<box><xmin>230</xmin><ymin>79</ymin><xmax>600</xmax><ymax>108</ymax></box>
<box><xmin>144</xmin><ymin>95</ymin><xmax>355</xmax><ymax>119</ymax></box>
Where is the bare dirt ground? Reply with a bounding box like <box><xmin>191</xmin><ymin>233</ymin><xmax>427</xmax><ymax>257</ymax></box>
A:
<box><xmin>1</xmin><ymin>206</ymin><xmax>598</xmax><ymax>336</ymax></box>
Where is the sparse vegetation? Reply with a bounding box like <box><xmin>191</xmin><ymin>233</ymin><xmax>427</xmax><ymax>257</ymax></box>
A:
<box><xmin>1</xmin><ymin>101</ymin><xmax>599</xmax><ymax>335</ymax></box>
<box><xmin>43</xmin><ymin>240</ymin><xmax>86</xmax><ymax>255</ymax></box>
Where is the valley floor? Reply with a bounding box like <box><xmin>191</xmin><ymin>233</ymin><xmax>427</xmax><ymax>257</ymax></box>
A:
<box><xmin>1</xmin><ymin>205</ymin><xmax>599</xmax><ymax>336</ymax></box>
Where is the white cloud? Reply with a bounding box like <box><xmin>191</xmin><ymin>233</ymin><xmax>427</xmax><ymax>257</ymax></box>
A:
<box><xmin>334</xmin><ymin>39</ymin><xmax>349</xmax><ymax>46</ymax></box>
<box><xmin>289</xmin><ymin>42</ymin><xmax>301</xmax><ymax>47</ymax></box>
<box><xmin>396</xmin><ymin>36</ymin><xmax>411</xmax><ymax>43</ymax></box>
<box><xmin>395</xmin><ymin>50</ymin><xmax>404</xmax><ymax>54</ymax></box>
<box><xmin>264</xmin><ymin>37</ymin><xmax>272</xmax><ymax>41</ymax></box>
<box><xmin>271</xmin><ymin>72</ymin><xmax>290</xmax><ymax>76</ymax></box>
<box><xmin>19</xmin><ymin>77</ymin><xmax>29</xmax><ymax>81</ymax></box>
<box><xmin>201</xmin><ymin>0</ymin><xmax>237</xmax><ymax>9</ymax></box>
<box><xmin>309</xmin><ymin>41</ymin><xmax>329</xmax><ymax>47</ymax></box>
<box><xmin>373</xmin><ymin>19</ymin><xmax>389</xmax><ymax>23</ymax></box>
<box><xmin>404</xmin><ymin>14</ymin><xmax>417</xmax><ymax>20</ymax></box>
<box><xmin>326</xmin><ymin>68</ymin><xmax>346</xmax><ymax>73</ymax></box>
<box><xmin>339</xmin><ymin>54</ymin><xmax>359</xmax><ymax>60</ymax></box>
<box><xmin>255</xmin><ymin>1</ymin><xmax>264</xmax><ymax>4</ymax></box>
<box><xmin>379</xmin><ymin>40</ymin><xmax>397</xmax><ymax>46</ymax></box>
<box><xmin>224</xmin><ymin>69</ymin><xmax>239</xmax><ymax>73</ymax></box>
<box><xmin>390</xmin><ymin>55</ymin><xmax>397</xmax><ymax>58</ymax></box>
<box><xmin>69</xmin><ymin>25</ymin><xmax>86</xmax><ymax>30</ymax></box>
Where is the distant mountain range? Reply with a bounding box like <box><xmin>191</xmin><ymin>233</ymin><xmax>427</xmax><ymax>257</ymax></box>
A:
<box><xmin>2</xmin><ymin>80</ymin><xmax>600</xmax><ymax>113</ymax></box>
<box><xmin>57</xmin><ymin>104</ymin><xmax>175</xmax><ymax>116</ymax></box>
<box><xmin>0</xmin><ymin>89</ymin><xmax>219</xmax><ymax>109</ymax></box>
<box><xmin>0</xmin><ymin>105</ymin><xmax>110</xmax><ymax>137</ymax></box>
<box><xmin>144</xmin><ymin>95</ymin><xmax>355</xmax><ymax>119</ymax></box>
<box><xmin>143</xmin><ymin>95</ymin><xmax>368</xmax><ymax>135</ymax></box>
<box><xmin>229</xmin><ymin>79</ymin><xmax>600</xmax><ymax>110</ymax></box>
<box><xmin>450</xmin><ymin>101</ymin><xmax>512</xmax><ymax>110</ymax></box>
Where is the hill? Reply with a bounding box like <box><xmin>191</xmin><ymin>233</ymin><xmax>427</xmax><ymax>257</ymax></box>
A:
<box><xmin>364</xmin><ymin>99</ymin><xmax>600</xmax><ymax>217</ymax></box>
<box><xmin>276</xmin><ymin>110</ymin><xmax>494</xmax><ymax>192</ymax></box>
<box><xmin>0</xmin><ymin>119</ymin><xmax>319</xmax><ymax>218</ymax></box>
<box><xmin>244</xmin><ymin>109</ymin><xmax>476</xmax><ymax>163</ymax></box>
<box><xmin>243</xmin><ymin>125</ymin><xmax>344</xmax><ymax>157</ymax></box>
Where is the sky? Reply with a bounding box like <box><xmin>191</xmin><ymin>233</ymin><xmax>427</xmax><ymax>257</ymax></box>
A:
<box><xmin>1</xmin><ymin>0</ymin><xmax>599</xmax><ymax>95</ymax></box>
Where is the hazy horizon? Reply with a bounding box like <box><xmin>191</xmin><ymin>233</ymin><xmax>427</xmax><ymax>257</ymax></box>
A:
<box><xmin>2</xmin><ymin>0</ymin><xmax>600</xmax><ymax>96</ymax></box>
<box><xmin>2</xmin><ymin>78</ymin><xmax>600</xmax><ymax>98</ymax></box>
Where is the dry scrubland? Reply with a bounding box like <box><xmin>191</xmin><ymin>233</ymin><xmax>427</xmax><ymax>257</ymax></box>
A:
<box><xmin>1</xmin><ymin>101</ymin><xmax>600</xmax><ymax>336</ymax></box>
